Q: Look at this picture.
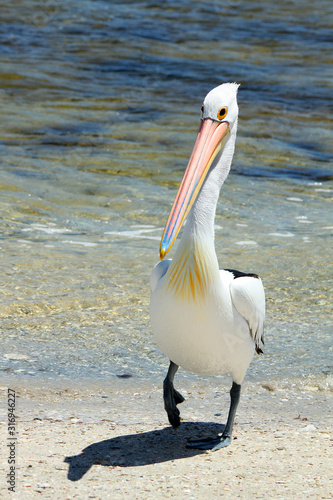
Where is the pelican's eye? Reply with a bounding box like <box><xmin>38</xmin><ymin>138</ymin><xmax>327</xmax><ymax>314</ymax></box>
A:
<box><xmin>201</xmin><ymin>104</ymin><xmax>204</xmax><ymax>117</ymax></box>
<box><xmin>217</xmin><ymin>107</ymin><xmax>228</xmax><ymax>120</ymax></box>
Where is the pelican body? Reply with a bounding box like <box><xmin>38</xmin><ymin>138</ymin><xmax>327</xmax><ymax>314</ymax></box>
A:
<box><xmin>150</xmin><ymin>83</ymin><xmax>265</xmax><ymax>450</ymax></box>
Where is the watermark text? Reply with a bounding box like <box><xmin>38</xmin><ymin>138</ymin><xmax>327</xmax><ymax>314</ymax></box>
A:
<box><xmin>7</xmin><ymin>389</ymin><xmax>17</xmax><ymax>492</ymax></box>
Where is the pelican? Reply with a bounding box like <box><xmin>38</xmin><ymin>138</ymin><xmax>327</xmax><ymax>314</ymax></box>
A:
<box><xmin>150</xmin><ymin>83</ymin><xmax>265</xmax><ymax>450</ymax></box>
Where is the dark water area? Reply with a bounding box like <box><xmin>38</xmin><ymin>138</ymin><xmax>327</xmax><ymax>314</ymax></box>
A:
<box><xmin>0</xmin><ymin>1</ymin><xmax>332</xmax><ymax>393</ymax></box>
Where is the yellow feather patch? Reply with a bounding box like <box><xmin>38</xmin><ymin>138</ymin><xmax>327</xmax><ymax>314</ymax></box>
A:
<box><xmin>167</xmin><ymin>242</ymin><xmax>216</xmax><ymax>301</ymax></box>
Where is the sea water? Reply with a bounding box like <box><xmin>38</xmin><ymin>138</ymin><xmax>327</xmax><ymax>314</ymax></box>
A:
<box><xmin>0</xmin><ymin>0</ymin><xmax>332</xmax><ymax>394</ymax></box>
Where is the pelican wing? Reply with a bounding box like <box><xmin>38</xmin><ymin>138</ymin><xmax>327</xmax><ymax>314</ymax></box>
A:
<box><xmin>150</xmin><ymin>259</ymin><xmax>172</xmax><ymax>293</ymax></box>
<box><xmin>226</xmin><ymin>270</ymin><xmax>265</xmax><ymax>353</ymax></box>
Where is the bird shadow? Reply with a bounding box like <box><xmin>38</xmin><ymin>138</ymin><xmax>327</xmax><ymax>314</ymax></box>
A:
<box><xmin>64</xmin><ymin>421</ymin><xmax>224</xmax><ymax>481</ymax></box>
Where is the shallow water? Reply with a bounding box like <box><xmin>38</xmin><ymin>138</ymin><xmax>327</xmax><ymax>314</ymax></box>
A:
<box><xmin>0</xmin><ymin>0</ymin><xmax>332</xmax><ymax>393</ymax></box>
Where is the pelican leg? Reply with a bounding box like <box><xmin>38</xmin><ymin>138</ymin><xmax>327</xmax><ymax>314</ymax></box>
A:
<box><xmin>187</xmin><ymin>382</ymin><xmax>241</xmax><ymax>450</ymax></box>
<box><xmin>163</xmin><ymin>361</ymin><xmax>185</xmax><ymax>428</ymax></box>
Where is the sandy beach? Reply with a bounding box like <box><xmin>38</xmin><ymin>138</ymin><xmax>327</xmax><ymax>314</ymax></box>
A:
<box><xmin>1</xmin><ymin>378</ymin><xmax>332</xmax><ymax>499</ymax></box>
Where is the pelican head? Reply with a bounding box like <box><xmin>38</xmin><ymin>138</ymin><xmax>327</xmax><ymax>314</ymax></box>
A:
<box><xmin>160</xmin><ymin>83</ymin><xmax>239</xmax><ymax>260</ymax></box>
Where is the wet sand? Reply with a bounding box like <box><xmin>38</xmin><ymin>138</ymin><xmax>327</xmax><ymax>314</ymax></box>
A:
<box><xmin>1</xmin><ymin>378</ymin><xmax>332</xmax><ymax>499</ymax></box>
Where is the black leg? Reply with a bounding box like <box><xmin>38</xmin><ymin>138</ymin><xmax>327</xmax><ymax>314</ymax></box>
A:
<box><xmin>187</xmin><ymin>382</ymin><xmax>241</xmax><ymax>450</ymax></box>
<box><xmin>163</xmin><ymin>361</ymin><xmax>185</xmax><ymax>428</ymax></box>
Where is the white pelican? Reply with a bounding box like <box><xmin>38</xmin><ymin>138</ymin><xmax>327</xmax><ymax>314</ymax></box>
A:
<box><xmin>150</xmin><ymin>83</ymin><xmax>265</xmax><ymax>450</ymax></box>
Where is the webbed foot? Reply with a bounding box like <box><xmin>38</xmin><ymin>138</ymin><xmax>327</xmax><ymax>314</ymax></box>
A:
<box><xmin>164</xmin><ymin>384</ymin><xmax>185</xmax><ymax>428</ymax></box>
<box><xmin>163</xmin><ymin>361</ymin><xmax>184</xmax><ymax>428</ymax></box>
<box><xmin>187</xmin><ymin>434</ymin><xmax>231</xmax><ymax>450</ymax></box>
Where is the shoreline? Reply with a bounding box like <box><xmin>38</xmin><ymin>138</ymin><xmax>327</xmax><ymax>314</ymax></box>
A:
<box><xmin>1</xmin><ymin>379</ymin><xmax>332</xmax><ymax>498</ymax></box>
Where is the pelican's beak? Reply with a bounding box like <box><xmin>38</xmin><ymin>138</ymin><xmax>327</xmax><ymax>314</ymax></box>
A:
<box><xmin>160</xmin><ymin>118</ymin><xmax>230</xmax><ymax>259</ymax></box>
